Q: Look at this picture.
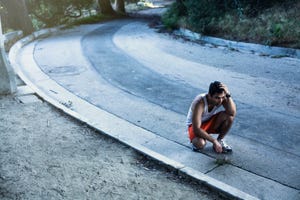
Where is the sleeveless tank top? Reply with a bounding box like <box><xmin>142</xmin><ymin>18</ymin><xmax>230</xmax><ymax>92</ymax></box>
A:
<box><xmin>186</xmin><ymin>93</ymin><xmax>224</xmax><ymax>127</ymax></box>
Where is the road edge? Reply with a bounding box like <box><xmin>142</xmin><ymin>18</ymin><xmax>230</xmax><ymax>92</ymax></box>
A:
<box><xmin>173</xmin><ymin>28</ymin><xmax>300</xmax><ymax>59</ymax></box>
<box><xmin>8</xmin><ymin>26</ymin><xmax>259</xmax><ymax>200</ymax></box>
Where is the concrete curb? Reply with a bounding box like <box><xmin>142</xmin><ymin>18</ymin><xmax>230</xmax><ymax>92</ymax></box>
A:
<box><xmin>174</xmin><ymin>28</ymin><xmax>300</xmax><ymax>59</ymax></box>
<box><xmin>9</xmin><ymin>27</ymin><xmax>258</xmax><ymax>200</ymax></box>
<box><xmin>4</xmin><ymin>31</ymin><xmax>23</xmax><ymax>51</ymax></box>
<box><xmin>8</xmin><ymin>28</ymin><xmax>61</xmax><ymax>61</ymax></box>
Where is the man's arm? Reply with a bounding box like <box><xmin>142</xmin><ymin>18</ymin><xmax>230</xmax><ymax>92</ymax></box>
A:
<box><xmin>223</xmin><ymin>96</ymin><xmax>236</xmax><ymax>116</ymax></box>
<box><xmin>192</xmin><ymin>100</ymin><xmax>222</xmax><ymax>152</ymax></box>
<box><xmin>220</xmin><ymin>83</ymin><xmax>236</xmax><ymax>117</ymax></box>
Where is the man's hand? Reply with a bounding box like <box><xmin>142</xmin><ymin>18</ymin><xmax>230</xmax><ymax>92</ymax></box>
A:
<box><xmin>213</xmin><ymin>140</ymin><xmax>223</xmax><ymax>153</ymax></box>
<box><xmin>219</xmin><ymin>83</ymin><xmax>230</xmax><ymax>96</ymax></box>
<box><xmin>220</xmin><ymin>82</ymin><xmax>236</xmax><ymax>116</ymax></box>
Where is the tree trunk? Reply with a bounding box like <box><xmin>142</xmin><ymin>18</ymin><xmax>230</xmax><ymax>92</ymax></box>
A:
<box><xmin>0</xmin><ymin>18</ymin><xmax>16</xmax><ymax>94</ymax></box>
<box><xmin>115</xmin><ymin>0</ymin><xmax>125</xmax><ymax>14</ymax></box>
<box><xmin>97</xmin><ymin>0</ymin><xmax>115</xmax><ymax>15</ymax></box>
<box><xmin>0</xmin><ymin>0</ymin><xmax>34</xmax><ymax>35</ymax></box>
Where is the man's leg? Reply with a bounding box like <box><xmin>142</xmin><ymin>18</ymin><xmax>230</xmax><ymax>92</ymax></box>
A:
<box><xmin>210</xmin><ymin>111</ymin><xmax>235</xmax><ymax>152</ymax></box>
<box><xmin>191</xmin><ymin>137</ymin><xmax>206</xmax><ymax>150</ymax></box>
<box><xmin>212</xmin><ymin>111</ymin><xmax>235</xmax><ymax>140</ymax></box>
<box><xmin>188</xmin><ymin>112</ymin><xmax>234</xmax><ymax>151</ymax></box>
<box><xmin>188</xmin><ymin>125</ymin><xmax>207</xmax><ymax>150</ymax></box>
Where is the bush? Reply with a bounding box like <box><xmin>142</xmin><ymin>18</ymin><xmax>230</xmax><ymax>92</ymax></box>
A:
<box><xmin>162</xmin><ymin>0</ymin><xmax>300</xmax><ymax>48</ymax></box>
<box><xmin>27</xmin><ymin>0</ymin><xmax>95</xmax><ymax>28</ymax></box>
<box><xmin>214</xmin><ymin>2</ymin><xmax>300</xmax><ymax>47</ymax></box>
<box><xmin>163</xmin><ymin>0</ymin><xmax>236</xmax><ymax>34</ymax></box>
<box><xmin>184</xmin><ymin>0</ymin><xmax>221</xmax><ymax>33</ymax></box>
<box><xmin>162</xmin><ymin>3</ymin><xmax>181</xmax><ymax>29</ymax></box>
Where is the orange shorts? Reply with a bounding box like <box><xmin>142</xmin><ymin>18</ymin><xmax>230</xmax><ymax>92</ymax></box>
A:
<box><xmin>188</xmin><ymin>113</ymin><xmax>220</xmax><ymax>141</ymax></box>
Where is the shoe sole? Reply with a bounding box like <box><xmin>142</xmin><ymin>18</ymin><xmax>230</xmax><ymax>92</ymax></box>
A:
<box><xmin>222</xmin><ymin>148</ymin><xmax>233</xmax><ymax>154</ymax></box>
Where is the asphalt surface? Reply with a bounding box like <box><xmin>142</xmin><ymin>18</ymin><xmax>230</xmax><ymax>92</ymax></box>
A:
<box><xmin>10</xmin><ymin>16</ymin><xmax>300</xmax><ymax>199</ymax></box>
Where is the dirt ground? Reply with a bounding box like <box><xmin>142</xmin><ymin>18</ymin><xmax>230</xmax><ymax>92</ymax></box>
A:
<box><xmin>0</xmin><ymin>95</ymin><xmax>226</xmax><ymax>199</ymax></box>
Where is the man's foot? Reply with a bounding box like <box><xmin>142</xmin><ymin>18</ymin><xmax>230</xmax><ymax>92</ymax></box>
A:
<box><xmin>218</xmin><ymin>139</ymin><xmax>232</xmax><ymax>153</ymax></box>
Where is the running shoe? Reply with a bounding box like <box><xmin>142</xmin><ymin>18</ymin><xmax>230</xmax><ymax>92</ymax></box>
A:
<box><xmin>218</xmin><ymin>139</ymin><xmax>232</xmax><ymax>153</ymax></box>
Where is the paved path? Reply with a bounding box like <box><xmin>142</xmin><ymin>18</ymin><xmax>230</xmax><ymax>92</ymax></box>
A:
<box><xmin>10</xmin><ymin>18</ymin><xmax>300</xmax><ymax>199</ymax></box>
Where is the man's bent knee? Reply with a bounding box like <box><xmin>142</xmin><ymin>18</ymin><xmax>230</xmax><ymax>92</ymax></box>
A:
<box><xmin>220</xmin><ymin>111</ymin><xmax>235</xmax><ymax>123</ymax></box>
<box><xmin>192</xmin><ymin>137</ymin><xmax>206</xmax><ymax>149</ymax></box>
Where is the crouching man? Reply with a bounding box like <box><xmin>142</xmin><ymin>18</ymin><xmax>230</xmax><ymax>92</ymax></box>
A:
<box><xmin>186</xmin><ymin>81</ymin><xmax>236</xmax><ymax>153</ymax></box>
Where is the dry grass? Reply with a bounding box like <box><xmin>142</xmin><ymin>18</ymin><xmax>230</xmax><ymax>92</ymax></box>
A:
<box><xmin>163</xmin><ymin>1</ymin><xmax>300</xmax><ymax>49</ymax></box>
<box><xmin>211</xmin><ymin>2</ymin><xmax>300</xmax><ymax>48</ymax></box>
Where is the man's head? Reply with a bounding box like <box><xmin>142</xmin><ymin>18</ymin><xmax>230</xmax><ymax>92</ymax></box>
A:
<box><xmin>208</xmin><ymin>81</ymin><xmax>226</xmax><ymax>106</ymax></box>
<box><xmin>209</xmin><ymin>81</ymin><xmax>224</xmax><ymax>96</ymax></box>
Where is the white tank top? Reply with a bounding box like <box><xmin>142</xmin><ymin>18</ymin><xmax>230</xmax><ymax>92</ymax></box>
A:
<box><xmin>186</xmin><ymin>93</ymin><xmax>224</xmax><ymax>127</ymax></box>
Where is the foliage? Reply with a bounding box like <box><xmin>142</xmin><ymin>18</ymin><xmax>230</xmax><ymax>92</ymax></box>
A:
<box><xmin>163</xmin><ymin>0</ymin><xmax>241</xmax><ymax>33</ymax></box>
<box><xmin>184</xmin><ymin>0</ymin><xmax>223</xmax><ymax>33</ymax></box>
<box><xmin>215</xmin><ymin>2</ymin><xmax>300</xmax><ymax>48</ymax></box>
<box><xmin>162</xmin><ymin>0</ymin><xmax>300</xmax><ymax>48</ymax></box>
<box><xmin>70</xmin><ymin>14</ymin><xmax>106</xmax><ymax>25</ymax></box>
<box><xmin>67</xmin><ymin>13</ymin><xmax>124</xmax><ymax>27</ymax></box>
<box><xmin>26</xmin><ymin>0</ymin><xmax>95</xmax><ymax>28</ymax></box>
<box><xmin>161</xmin><ymin>3</ymin><xmax>182</xmax><ymax>30</ymax></box>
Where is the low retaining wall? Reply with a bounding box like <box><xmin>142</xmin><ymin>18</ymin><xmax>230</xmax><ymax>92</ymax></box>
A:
<box><xmin>175</xmin><ymin>28</ymin><xmax>300</xmax><ymax>59</ymax></box>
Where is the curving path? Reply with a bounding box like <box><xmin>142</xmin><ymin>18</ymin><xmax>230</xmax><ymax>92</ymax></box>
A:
<box><xmin>16</xmin><ymin>19</ymin><xmax>300</xmax><ymax>199</ymax></box>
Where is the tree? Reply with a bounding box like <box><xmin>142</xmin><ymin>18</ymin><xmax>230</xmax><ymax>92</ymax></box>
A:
<box><xmin>97</xmin><ymin>0</ymin><xmax>115</xmax><ymax>15</ymax></box>
<box><xmin>115</xmin><ymin>0</ymin><xmax>125</xmax><ymax>14</ymax></box>
<box><xmin>27</xmin><ymin>0</ymin><xmax>95</xmax><ymax>28</ymax></box>
<box><xmin>0</xmin><ymin>0</ymin><xmax>34</xmax><ymax>35</ymax></box>
<box><xmin>0</xmin><ymin>18</ymin><xmax>16</xmax><ymax>94</ymax></box>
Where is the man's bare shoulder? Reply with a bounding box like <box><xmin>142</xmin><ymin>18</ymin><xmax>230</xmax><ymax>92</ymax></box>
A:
<box><xmin>192</xmin><ymin>94</ymin><xmax>205</xmax><ymax>109</ymax></box>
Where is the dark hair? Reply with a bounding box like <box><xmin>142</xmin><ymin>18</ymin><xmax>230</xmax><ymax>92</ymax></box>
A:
<box><xmin>209</xmin><ymin>81</ymin><xmax>224</xmax><ymax>96</ymax></box>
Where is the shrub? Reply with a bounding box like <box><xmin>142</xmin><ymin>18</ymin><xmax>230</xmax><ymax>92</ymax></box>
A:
<box><xmin>162</xmin><ymin>0</ymin><xmax>300</xmax><ymax>48</ymax></box>
<box><xmin>27</xmin><ymin>0</ymin><xmax>95</xmax><ymax>28</ymax></box>
<box><xmin>162</xmin><ymin>2</ymin><xmax>184</xmax><ymax>30</ymax></box>
<box><xmin>184</xmin><ymin>0</ymin><xmax>223</xmax><ymax>33</ymax></box>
